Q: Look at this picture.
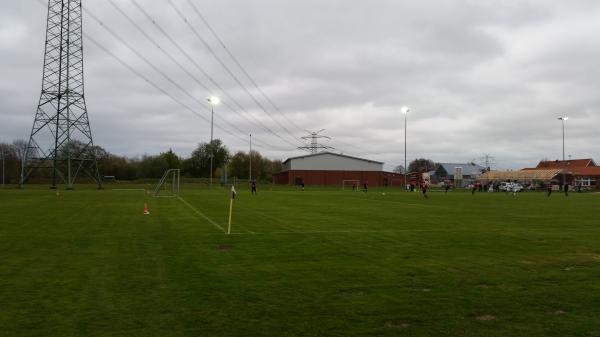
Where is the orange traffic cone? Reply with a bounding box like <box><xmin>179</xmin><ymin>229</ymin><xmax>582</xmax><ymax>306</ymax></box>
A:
<box><xmin>143</xmin><ymin>202</ymin><xmax>150</xmax><ymax>215</ymax></box>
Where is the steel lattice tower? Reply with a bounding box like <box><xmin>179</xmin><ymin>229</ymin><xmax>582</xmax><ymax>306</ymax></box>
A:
<box><xmin>22</xmin><ymin>0</ymin><xmax>101</xmax><ymax>189</ymax></box>
<box><xmin>298</xmin><ymin>129</ymin><xmax>333</xmax><ymax>154</ymax></box>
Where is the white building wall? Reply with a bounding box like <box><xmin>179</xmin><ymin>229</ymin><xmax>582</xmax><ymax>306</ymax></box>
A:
<box><xmin>283</xmin><ymin>160</ymin><xmax>292</xmax><ymax>172</ymax></box>
<box><xmin>288</xmin><ymin>153</ymin><xmax>383</xmax><ymax>171</ymax></box>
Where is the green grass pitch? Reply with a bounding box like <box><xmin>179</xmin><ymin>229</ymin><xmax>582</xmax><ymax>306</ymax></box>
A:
<box><xmin>1</xmin><ymin>185</ymin><xmax>599</xmax><ymax>336</ymax></box>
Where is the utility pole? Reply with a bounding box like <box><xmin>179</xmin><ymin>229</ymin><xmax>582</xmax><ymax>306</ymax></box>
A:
<box><xmin>22</xmin><ymin>0</ymin><xmax>101</xmax><ymax>189</ymax></box>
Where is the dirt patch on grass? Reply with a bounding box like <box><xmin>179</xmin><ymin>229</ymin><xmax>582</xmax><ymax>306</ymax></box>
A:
<box><xmin>385</xmin><ymin>320</ymin><xmax>409</xmax><ymax>329</ymax></box>
<box><xmin>476</xmin><ymin>315</ymin><xmax>496</xmax><ymax>321</ymax></box>
<box><xmin>476</xmin><ymin>284</ymin><xmax>490</xmax><ymax>289</ymax></box>
<box><xmin>590</xmin><ymin>255</ymin><xmax>600</xmax><ymax>262</ymax></box>
<box><xmin>551</xmin><ymin>310</ymin><xmax>566</xmax><ymax>315</ymax></box>
<box><xmin>217</xmin><ymin>244</ymin><xmax>233</xmax><ymax>251</ymax></box>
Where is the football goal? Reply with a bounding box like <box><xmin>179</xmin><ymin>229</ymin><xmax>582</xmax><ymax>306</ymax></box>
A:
<box><xmin>342</xmin><ymin>180</ymin><xmax>360</xmax><ymax>190</ymax></box>
<box><xmin>153</xmin><ymin>169</ymin><xmax>180</xmax><ymax>197</ymax></box>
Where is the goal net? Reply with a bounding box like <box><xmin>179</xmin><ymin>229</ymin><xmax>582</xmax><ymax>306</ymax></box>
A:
<box><xmin>342</xmin><ymin>180</ymin><xmax>360</xmax><ymax>190</ymax></box>
<box><xmin>153</xmin><ymin>169</ymin><xmax>180</xmax><ymax>197</ymax></box>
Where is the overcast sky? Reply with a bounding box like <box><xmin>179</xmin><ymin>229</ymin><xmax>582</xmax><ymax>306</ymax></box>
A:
<box><xmin>1</xmin><ymin>0</ymin><xmax>599</xmax><ymax>170</ymax></box>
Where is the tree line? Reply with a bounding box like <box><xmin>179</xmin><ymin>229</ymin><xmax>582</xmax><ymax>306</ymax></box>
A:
<box><xmin>393</xmin><ymin>158</ymin><xmax>438</xmax><ymax>174</ymax></box>
<box><xmin>0</xmin><ymin>139</ymin><xmax>282</xmax><ymax>184</ymax></box>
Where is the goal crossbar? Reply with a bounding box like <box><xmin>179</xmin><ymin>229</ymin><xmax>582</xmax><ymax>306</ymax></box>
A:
<box><xmin>342</xmin><ymin>179</ymin><xmax>360</xmax><ymax>190</ymax></box>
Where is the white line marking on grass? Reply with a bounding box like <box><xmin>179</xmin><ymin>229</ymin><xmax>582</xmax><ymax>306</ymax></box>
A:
<box><xmin>177</xmin><ymin>196</ymin><xmax>226</xmax><ymax>233</ymax></box>
<box><xmin>227</xmin><ymin>229</ymin><xmax>469</xmax><ymax>235</ymax></box>
<box><xmin>111</xmin><ymin>189</ymin><xmax>146</xmax><ymax>191</ymax></box>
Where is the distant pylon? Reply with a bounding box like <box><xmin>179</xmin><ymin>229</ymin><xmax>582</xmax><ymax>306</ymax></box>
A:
<box><xmin>298</xmin><ymin>129</ymin><xmax>334</xmax><ymax>154</ymax></box>
<box><xmin>21</xmin><ymin>0</ymin><xmax>101</xmax><ymax>189</ymax></box>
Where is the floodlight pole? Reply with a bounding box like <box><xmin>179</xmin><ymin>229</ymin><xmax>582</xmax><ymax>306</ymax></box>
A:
<box><xmin>560</xmin><ymin>118</ymin><xmax>566</xmax><ymax>161</ymax></box>
<box><xmin>208</xmin><ymin>97</ymin><xmax>219</xmax><ymax>190</ymax></box>
<box><xmin>402</xmin><ymin>107</ymin><xmax>410</xmax><ymax>191</ymax></box>
<box><xmin>249</xmin><ymin>134</ymin><xmax>252</xmax><ymax>181</ymax></box>
<box><xmin>210</xmin><ymin>103</ymin><xmax>214</xmax><ymax>189</ymax></box>
<box><xmin>404</xmin><ymin>112</ymin><xmax>407</xmax><ymax>189</ymax></box>
<box><xmin>559</xmin><ymin>116</ymin><xmax>568</xmax><ymax>187</ymax></box>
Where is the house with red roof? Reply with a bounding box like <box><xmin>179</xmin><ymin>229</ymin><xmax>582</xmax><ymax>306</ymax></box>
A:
<box><xmin>525</xmin><ymin>159</ymin><xmax>600</xmax><ymax>189</ymax></box>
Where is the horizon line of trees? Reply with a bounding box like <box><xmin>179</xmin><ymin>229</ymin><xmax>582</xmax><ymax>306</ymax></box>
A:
<box><xmin>2</xmin><ymin>140</ymin><xmax>485</xmax><ymax>185</ymax></box>
<box><xmin>393</xmin><ymin>158</ymin><xmax>438</xmax><ymax>174</ymax></box>
<box><xmin>0</xmin><ymin>138</ymin><xmax>282</xmax><ymax>184</ymax></box>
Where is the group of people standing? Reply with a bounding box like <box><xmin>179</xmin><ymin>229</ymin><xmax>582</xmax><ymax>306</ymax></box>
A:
<box><xmin>547</xmin><ymin>184</ymin><xmax>570</xmax><ymax>197</ymax></box>
<box><xmin>248</xmin><ymin>179</ymin><xmax>575</xmax><ymax>198</ymax></box>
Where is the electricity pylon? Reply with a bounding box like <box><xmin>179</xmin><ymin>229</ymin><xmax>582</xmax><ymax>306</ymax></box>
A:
<box><xmin>21</xmin><ymin>0</ymin><xmax>101</xmax><ymax>189</ymax></box>
<box><xmin>298</xmin><ymin>129</ymin><xmax>334</xmax><ymax>154</ymax></box>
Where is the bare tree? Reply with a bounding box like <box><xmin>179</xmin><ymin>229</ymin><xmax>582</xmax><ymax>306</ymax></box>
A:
<box><xmin>393</xmin><ymin>165</ymin><xmax>406</xmax><ymax>174</ymax></box>
<box><xmin>12</xmin><ymin>139</ymin><xmax>28</xmax><ymax>167</ymax></box>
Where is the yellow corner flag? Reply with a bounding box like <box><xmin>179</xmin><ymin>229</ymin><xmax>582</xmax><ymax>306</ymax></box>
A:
<box><xmin>227</xmin><ymin>185</ymin><xmax>236</xmax><ymax>235</ymax></box>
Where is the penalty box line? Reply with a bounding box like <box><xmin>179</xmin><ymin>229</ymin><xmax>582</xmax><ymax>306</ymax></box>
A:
<box><xmin>177</xmin><ymin>196</ymin><xmax>226</xmax><ymax>233</ymax></box>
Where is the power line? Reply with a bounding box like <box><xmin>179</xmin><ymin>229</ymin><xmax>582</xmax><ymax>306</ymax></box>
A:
<box><xmin>166</xmin><ymin>0</ymin><xmax>302</xmax><ymax>143</ymax></box>
<box><xmin>83</xmin><ymin>6</ymin><xmax>286</xmax><ymax>151</ymax></box>
<box><xmin>30</xmin><ymin>0</ymin><xmax>285</xmax><ymax>152</ymax></box>
<box><xmin>106</xmin><ymin>0</ymin><xmax>284</xmax><ymax>148</ymax></box>
<box><xmin>184</xmin><ymin>0</ymin><xmax>305</xmax><ymax>133</ymax></box>
<box><xmin>107</xmin><ymin>0</ymin><xmax>212</xmax><ymax>94</ymax></box>
<box><xmin>86</xmin><ymin>33</ymin><xmax>283</xmax><ymax>152</ymax></box>
<box><xmin>128</xmin><ymin>0</ymin><xmax>301</xmax><ymax>149</ymax></box>
<box><xmin>180</xmin><ymin>1</ymin><xmax>378</xmax><ymax>157</ymax></box>
<box><xmin>84</xmin><ymin>33</ymin><xmax>239</xmax><ymax>144</ymax></box>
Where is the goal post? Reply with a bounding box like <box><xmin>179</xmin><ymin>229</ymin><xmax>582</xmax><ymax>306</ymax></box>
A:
<box><xmin>154</xmin><ymin>169</ymin><xmax>181</xmax><ymax>197</ymax></box>
<box><xmin>342</xmin><ymin>180</ymin><xmax>360</xmax><ymax>190</ymax></box>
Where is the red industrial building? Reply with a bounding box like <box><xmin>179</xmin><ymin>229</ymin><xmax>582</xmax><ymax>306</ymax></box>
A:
<box><xmin>272</xmin><ymin>152</ymin><xmax>406</xmax><ymax>187</ymax></box>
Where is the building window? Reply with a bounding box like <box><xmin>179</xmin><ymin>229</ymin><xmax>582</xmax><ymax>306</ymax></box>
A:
<box><xmin>575</xmin><ymin>177</ymin><xmax>597</xmax><ymax>187</ymax></box>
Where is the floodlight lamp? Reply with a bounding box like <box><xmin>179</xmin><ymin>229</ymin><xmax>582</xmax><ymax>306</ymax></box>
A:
<box><xmin>208</xmin><ymin>96</ymin><xmax>220</xmax><ymax>105</ymax></box>
<box><xmin>401</xmin><ymin>106</ymin><xmax>410</xmax><ymax>115</ymax></box>
<box><xmin>558</xmin><ymin>116</ymin><xmax>568</xmax><ymax>121</ymax></box>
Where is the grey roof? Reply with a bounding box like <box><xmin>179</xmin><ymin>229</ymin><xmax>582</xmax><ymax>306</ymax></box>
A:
<box><xmin>437</xmin><ymin>163</ymin><xmax>486</xmax><ymax>177</ymax></box>
<box><xmin>283</xmin><ymin>151</ymin><xmax>384</xmax><ymax>165</ymax></box>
